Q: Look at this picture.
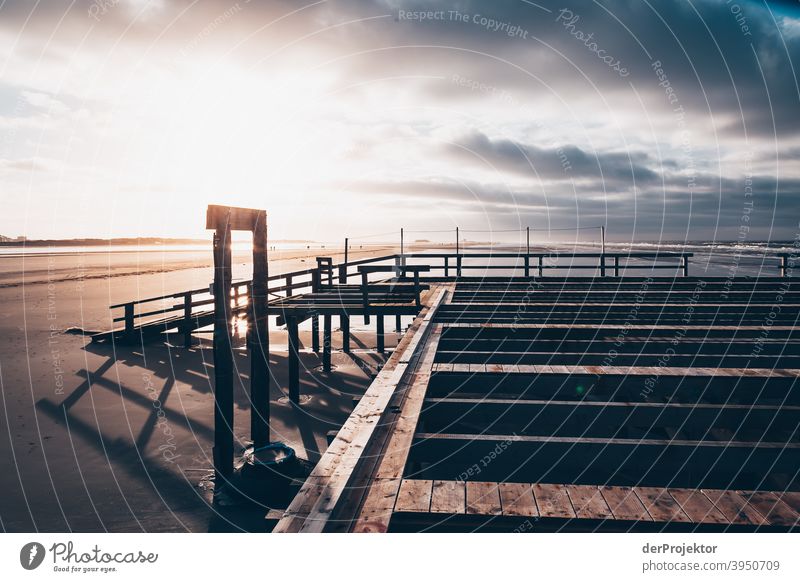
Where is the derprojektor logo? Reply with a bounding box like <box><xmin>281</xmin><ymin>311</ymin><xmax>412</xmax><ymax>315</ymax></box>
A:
<box><xmin>20</xmin><ymin>542</ymin><xmax>46</xmax><ymax>570</ymax></box>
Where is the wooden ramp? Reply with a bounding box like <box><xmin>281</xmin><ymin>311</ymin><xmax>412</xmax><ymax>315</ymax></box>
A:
<box><xmin>274</xmin><ymin>275</ymin><xmax>800</xmax><ymax>532</ymax></box>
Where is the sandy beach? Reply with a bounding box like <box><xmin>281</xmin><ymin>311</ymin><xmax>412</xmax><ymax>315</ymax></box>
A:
<box><xmin>0</xmin><ymin>243</ymin><xmax>404</xmax><ymax>532</ymax></box>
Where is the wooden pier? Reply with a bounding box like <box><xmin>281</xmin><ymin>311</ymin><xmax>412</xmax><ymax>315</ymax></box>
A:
<box><xmin>274</xmin><ymin>274</ymin><xmax>800</xmax><ymax>532</ymax></box>
<box><xmin>90</xmin><ymin>222</ymin><xmax>799</xmax><ymax>531</ymax></box>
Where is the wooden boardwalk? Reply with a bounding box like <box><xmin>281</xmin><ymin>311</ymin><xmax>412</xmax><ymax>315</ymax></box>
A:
<box><xmin>275</xmin><ymin>275</ymin><xmax>800</xmax><ymax>532</ymax></box>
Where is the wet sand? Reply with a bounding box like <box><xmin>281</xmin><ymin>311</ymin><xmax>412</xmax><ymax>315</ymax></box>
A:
<box><xmin>0</xmin><ymin>244</ymin><xmax>403</xmax><ymax>532</ymax></box>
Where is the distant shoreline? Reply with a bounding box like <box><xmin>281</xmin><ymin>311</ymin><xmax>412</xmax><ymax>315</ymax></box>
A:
<box><xmin>0</xmin><ymin>237</ymin><xmax>316</xmax><ymax>247</ymax></box>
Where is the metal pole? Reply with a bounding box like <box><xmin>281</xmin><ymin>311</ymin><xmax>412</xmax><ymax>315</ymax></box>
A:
<box><xmin>601</xmin><ymin>225</ymin><xmax>606</xmax><ymax>255</ymax></box>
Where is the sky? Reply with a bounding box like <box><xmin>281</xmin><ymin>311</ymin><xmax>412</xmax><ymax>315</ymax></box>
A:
<box><xmin>0</xmin><ymin>0</ymin><xmax>799</xmax><ymax>244</ymax></box>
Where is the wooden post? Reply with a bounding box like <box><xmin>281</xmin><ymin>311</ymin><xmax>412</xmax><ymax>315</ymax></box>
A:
<box><xmin>524</xmin><ymin>255</ymin><xmax>530</xmax><ymax>278</ymax></box>
<box><xmin>183</xmin><ymin>292</ymin><xmax>193</xmax><ymax>348</ymax></box>
<box><xmin>212</xmin><ymin>224</ymin><xmax>234</xmax><ymax>480</ymax></box>
<box><xmin>322</xmin><ymin>314</ymin><xmax>332</xmax><ymax>372</ymax></box>
<box><xmin>526</xmin><ymin>227</ymin><xmax>530</xmax><ymax>278</ymax></box>
<box><xmin>361</xmin><ymin>271</ymin><xmax>370</xmax><ymax>325</ymax></box>
<box><xmin>455</xmin><ymin>226</ymin><xmax>459</xmax><ymax>273</ymax></box>
<box><xmin>285</xmin><ymin>275</ymin><xmax>293</xmax><ymax>297</ymax></box>
<box><xmin>683</xmin><ymin>255</ymin><xmax>690</xmax><ymax>277</ymax></box>
<box><xmin>600</xmin><ymin>254</ymin><xmax>606</xmax><ymax>277</ymax></box>
<box><xmin>249</xmin><ymin>213</ymin><xmax>270</xmax><ymax>448</ymax></box>
<box><xmin>413</xmin><ymin>270</ymin><xmax>421</xmax><ymax>308</ymax></box>
<box><xmin>376</xmin><ymin>315</ymin><xmax>385</xmax><ymax>354</ymax></box>
<box><xmin>614</xmin><ymin>256</ymin><xmax>620</xmax><ymax>277</ymax></box>
<box><xmin>124</xmin><ymin>303</ymin><xmax>134</xmax><ymax>336</ymax></box>
<box><xmin>444</xmin><ymin>255</ymin><xmax>449</xmax><ymax>277</ymax></box>
<box><xmin>400</xmin><ymin>228</ymin><xmax>404</xmax><ymax>264</ymax></box>
<box><xmin>340</xmin><ymin>238</ymin><xmax>349</xmax><ymax>283</ymax></box>
<box><xmin>538</xmin><ymin>255</ymin><xmax>543</xmax><ymax>277</ymax></box>
<box><xmin>311</xmin><ymin>315</ymin><xmax>320</xmax><ymax>353</ymax></box>
<box><xmin>287</xmin><ymin>316</ymin><xmax>300</xmax><ymax>405</ymax></box>
<box><xmin>342</xmin><ymin>314</ymin><xmax>350</xmax><ymax>354</ymax></box>
<box><xmin>780</xmin><ymin>254</ymin><xmax>787</xmax><ymax>277</ymax></box>
<box><xmin>395</xmin><ymin>314</ymin><xmax>402</xmax><ymax>332</ymax></box>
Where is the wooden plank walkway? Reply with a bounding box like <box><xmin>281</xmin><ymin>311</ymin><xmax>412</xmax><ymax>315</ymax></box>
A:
<box><xmin>387</xmin><ymin>480</ymin><xmax>800</xmax><ymax>528</ymax></box>
<box><xmin>276</xmin><ymin>276</ymin><xmax>800</xmax><ymax>532</ymax></box>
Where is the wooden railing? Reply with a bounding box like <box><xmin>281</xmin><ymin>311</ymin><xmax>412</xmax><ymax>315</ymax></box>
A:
<box><xmin>102</xmin><ymin>249</ymin><xmax>800</xmax><ymax>342</ymax></box>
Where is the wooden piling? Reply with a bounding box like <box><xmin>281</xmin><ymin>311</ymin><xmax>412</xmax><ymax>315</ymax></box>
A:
<box><xmin>323</xmin><ymin>314</ymin><xmax>332</xmax><ymax>372</ymax></box>
<box><xmin>212</xmin><ymin>224</ymin><xmax>234</xmax><ymax>480</ymax></box>
<box><xmin>183</xmin><ymin>292</ymin><xmax>193</xmax><ymax>348</ymax></box>
<box><xmin>342</xmin><ymin>314</ymin><xmax>351</xmax><ymax>354</ymax></box>
<box><xmin>376</xmin><ymin>315</ymin><xmax>385</xmax><ymax>353</ymax></box>
<box><xmin>287</xmin><ymin>316</ymin><xmax>300</xmax><ymax>405</ymax></box>
<box><xmin>249</xmin><ymin>213</ymin><xmax>270</xmax><ymax>447</ymax></box>
<box><xmin>311</xmin><ymin>315</ymin><xmax>320</xmax><ymax>353</ymax></box>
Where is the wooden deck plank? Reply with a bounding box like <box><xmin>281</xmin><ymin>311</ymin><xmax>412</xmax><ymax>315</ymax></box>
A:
<box><xmin>739</xmin><ymin>491</ymin><xmax>800</xmax><ymax>527</ymax></box>
<box><xmin>351</xmin><ymin>478</ymin><xmax>401</xmax><ymax>533</ymax></box>
<box><xmin>702</xmin><ymin>490</ymin><xmax>767</xmax><ymax>526</ymax></box>
<box><xmin>635</xmin><ymin>487</ymin><xmax>692</xmax><ymax>523</ymax></box>
<box><xmin>566</xmin><ymin>485</ymin><xmax>613</xmax><ymax>520</ymax></box>
<box><xmin>669</xmin><ymin>489</ymin><xmax>728</xmax><ymax>524</ymax></box>
<box><xmin>499</xmin><ymin>483</ymin><xmax>539</xmax><ymax>517</ymax></box>
<box><xmin>430</xmin><ymin>480</ymin><xmax>466</xmax><ymax>514</ymax></box>
<box><xmin>533</xmin><ymin>483</ymin><xmax>576</xmax><ymax>518</ymax></box>
<box><xmin>394</xmin><ymin>479</ymin><xmax>433</xmax><ymax>513</ymax></box>
<box><xmin>466</xmin><ymin>481</ymin><xmax>503</xmax><ymax>515</ymax></box>
<box><xmin>600</xmin><ymin>486</ymin><xmax>653</xmax><ymax>521</ymax></box>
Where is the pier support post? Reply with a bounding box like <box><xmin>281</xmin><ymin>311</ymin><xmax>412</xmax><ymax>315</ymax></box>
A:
<box><xmin>124</xmin><ymin>303</ymin><xmax>135</xmax><ymax>338</ymax></box>
<box><xmin>396</xmin><ymin>314</ymin><xmax>402</xmax><ymax>332</ymax></box>
<box><xmin>538</xmin><ymin>256</ymin><xmax>544</xmax><ymax>277</ymax></box>
<box><xmin>614</xmin><ymin>256</ymin><xmax>620</xmax><ymax>277</ymax></box>
<box><xmin>683</xmin><ymin>255</ymin><xmax>690</xmax><ymax>277</ymax></box>
<box><xmin>376</xmin><ymin>315</ymin><xmax>385</xmax><ymax>354</ymax></box>
<box><xmin>249</xmin><ymin>213</ymin><xmax>270</xmax><ymax>447</ymax></box>
<box><xmin>311</xmin><ymin>315</ymin><xmax>320</xmax><ymax>353</ymax></box>
<box><xmin>207</xmin><ymin>204</ymin><xmax>271</xmax><ymax>480</ymax></box>
<box><xmin>323</xmin><ymin>314</ymin><xmax>332</xmax><ymax>372</ymax></box>
<box><xmin>183</xmin><ymin>292</ymin><xmax>193</xmax><ymax>348</ymax></box>
<box><xmin>287</xmin><ymin>316</ymin><xmax>300</xmax><ymax>405</ymax></box>
<box><xmin>341</xmin><ymin>314</ymin><xmax>351</xmax><ymax>354</ymax></box>
<box><xmin>444</xmin><ymin>256</ymin><xmax>449</xmax><ymax>277</ymax></box>
<box><xmin>211</xmin><ymin>224</ymin><xmax>234</xmax><ymax>481</ymax></box>
<box><xmin>600</xmin><ymin>254</ymin><xmax>606</xmax><ymax>277</ymax></box>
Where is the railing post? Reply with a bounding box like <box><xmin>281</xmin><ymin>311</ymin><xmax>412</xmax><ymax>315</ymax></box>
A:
<box><xmin>456</xmin><ymin>254</ymin><xmax>462</xmax><ymax>278</ymax></box>
<box><xmin>361</xmin><ymin>271</ymin><xmax>370</xmax><ymax>325</ymax></box>
<box><xmin>614</xmin><ymin>256</ymin><xmax>620</xmax><ymax>278</ymax></box>
<box><xmin>524</xmin><ymin>255</ymin><xmax>530</xmax><ymax>278</ymax></box>
<box><xmin>285</xmin><ymin>275</ymin><xmax>293</xmax><ymax>297</ymax></box>
<box><xmin>538</xmin><ymin>256</ymin><xmax>543</xmax><ymax>277</ymax></box>
<box><xmin>124</xmin><ymin>303</ymin><xmax>134</xmax><ymax>336</ymax></box>
<box><xmin>780</xmin><ymin>254</ymin><xmax>787</xmax><ymax>278</ymax></box>
<box><xmin>183</xmin><ymin>292</ymin><xmax>193</xmax><ymax>348</ymax></box>
<box><xmin>444</xmin><ymin>256</ymin><xmax>449</xmax><ymax>278</ymax></box>
<box><xmin>339</xmin><ymin>263</ymin><xmax>348</xmax><ymax>284</ymax></box>
<box><xmin>683</xmin><ymin>255</ymin><xmax>690</xmax><ymax>277</ymax></box>
<box><xmin>413</xmin><ymin>270</ymin><xmax>421</xmax><ymax>308</ymax></box>
<box><xmin>600</xmin><ymin>254</ymin><xmax>606</xmax><ymax>277</ymax></box>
